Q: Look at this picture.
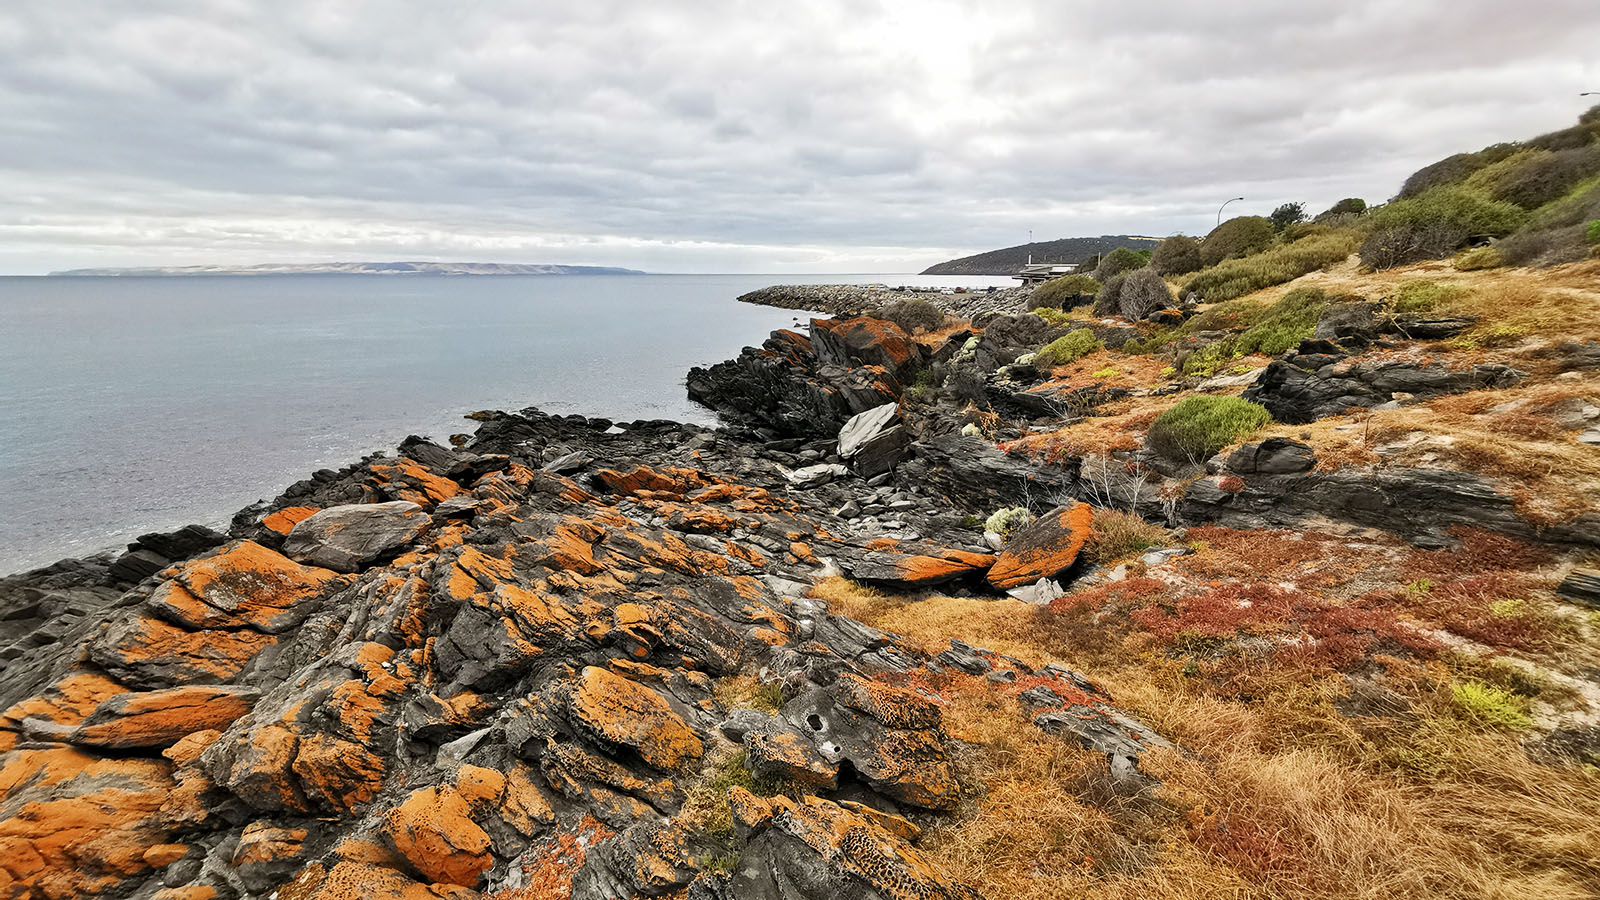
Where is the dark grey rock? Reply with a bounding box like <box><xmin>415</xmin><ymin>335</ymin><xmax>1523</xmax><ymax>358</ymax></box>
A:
<box><xmin>281</xmin><ymin>501</ymin><xmax>430</xmax><ymax>573</ymax></box>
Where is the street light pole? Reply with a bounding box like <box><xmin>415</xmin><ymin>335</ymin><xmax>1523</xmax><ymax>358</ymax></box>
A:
<box><xmin>1217</xmin><ymin>197</ymin><xmax>1244</xmax><ymax>228</ymax></box>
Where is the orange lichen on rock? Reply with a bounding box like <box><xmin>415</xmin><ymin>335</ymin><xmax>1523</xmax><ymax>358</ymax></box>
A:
<box><xmin>985</xmin><ymin>501</ymin><xmax>1095</xmax><ymax>590</ymax></box>
<box><xmin>291</xmin><ymin>733</ymin><xmax>386</xmax><ymax>812</ymax></box>
<box><xmin>261</xmin><ymin>506</ymin><xmax>321</xmax><ymax>536</ymax></box>
<box><xmin>567</xmin><ymin>666</ymin><xmax>703</xmax><ymax>771</ymax></box>
<box><xmin>149</xmin><ymin>540</ymin><xmax>343</xmax><ymax>633</ymax></box>
<box><xmin>279</xmin><ymin>860</ymin><xmax>476</xmax><ymax>900</ymax></box>
<box><xmin>70</xmin><ymin>685</ymin><xmax>257</xmax><ymax>749</ymax></box>
<box><xmin>0</xmin><ymin>672</ymin><xmax>128</xmax><ymax>749</ymax></box>
<box><xmin>0</xmin><ymin>747</ymin><xmax>179</xmax><ymax>897</ymax></box>
<box><xmin>744</xmin><ymin>728</ymin><xmax>840</xmax><ymax>789</ymax></box>
<box><xmin>593</xmin><ymin>465</ymin><xmax>709</xmax><ymax>497</ymax></box>
<box><xmin>381</xmin><ymin>783</ymin><xmax>493</xmax><ymax>887</ymax></box>
<box><xmin>92</xmin><ymin>615</ymin><xmax>278</xmax><ymax>686</ymax></box>
<box><xmin>370</xmin><ymin>457</ymin><xmax>461</xmax><ymax>506</ymax></box>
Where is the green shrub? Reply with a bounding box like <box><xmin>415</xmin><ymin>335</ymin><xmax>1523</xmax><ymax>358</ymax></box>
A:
<box><xmin>1521</xmin><ymin>176</ymin><xmax>1600</xmax><ymax>231</ymax></box>
<box><xmin>1452</xmin><ymin>246</ymin><xmax>1504</xmax><ymax>271</ymax></box>
<box><xmin>1525</xmin><ymin>123</ymin><xmax>1598</xmax><ymax>152</ymax></box>
<box><xmin>1268</xmin><ymin>202</ymin><xmax>1307</xmax><ymax>231</ymax></box>
<box><xmin>1092</xmin><ymin>273</ymin><xmax>1126</xmax><ymax>316</ymax></box>
<box><xmin>1117</xmin><ymin>268</ymin><xmax>1175</xmax><ymax>320</ymax></box>
<box><xmin>1093</xmin><ymin>247</ymin><xmax>1149</xmax><ymax>281</ymax></box>
<box><xmin>1231</xmin><ymin>287</ymin><xmax>1329</xmax><ymax>356</ymax></box>
<box><xmin>1146</xmin><ymin>396</ymin><xmax>1272</xmax><ymax>462</ymax></box>
<box><xmin>1367</xmin><ymin>186</ymin><xmax>1527</xmax><ymax>238</ymax></box>
<box><xmin>1151</xmin><ymin>235</ymin><xmax>1203</xmax><ymax>276</ymax></box>
<box><xmin>1482</xmin><ymin>146</ymin><xmax>1600</xmax><ymax>209</ymax></box>
<box><xmin>880</xmin><ymin>297</ymin><xmax>945</xmax><ymax>333</ymax></box>
<box><xmin>985</xmin><ymin>506</ymin><xmax>1033</xmax><ymax>539</ymax></box>
<box><xmin>1588</xmin><ymin>220</ymin><xmax>1600</xmax><ymax>244</ymax></box>
<box><xmin>1182</xmin><ymin>230</ymin><xmax>1359</xmax><ymax>302</ymax></box>
<box><xmin>1031</xmin><ymin>307</ymin><xmax>1076</xmax><ymax>327</ymax></box>
<box><xmin>1398</xmin><ymin>143</ymin><xmax>1521</xmax><ymax>198</ymax></box>
<box><xmin>1391</xmin><ymin>280</ymin><xmax>1469</xmax><ymax>314</ymax></box>
<box><xmin>1450</xmin><ymin>682</ymin><xmax>1532</xmax><ymax>731</ymax></box>
<box><xmin>1317</xmin><ymin>198</ymin><xmax>1367</xmax><ymax>219</ymax></box>
<box><xmin>1033</xmin><ymin>328</ymin><xmax>1103</xmax><ymax>367</ymax></box>
<box><xmin>1359</xmin><ymin>187</ymin><xmax>1527</xmax><ymax>269</ymax></box>
<box><xmin>1029</xmin><ymin>274</ymin><xmax>1101</xmax><ymax>309</ymax></box>
<box><xmin>1200</xmin><ymin>216</ymin><xmax>1276</xmax><ymax>267</ymax></box>
<box><xmin>1179</xmin><ymin>340</ymin><xmax>1237</xmax><ymax>377</ymax></box>
<box><xmin>1495</xmin><ymin>223</ymin><xmax>1593</xmax><ymax>267</ymax></box>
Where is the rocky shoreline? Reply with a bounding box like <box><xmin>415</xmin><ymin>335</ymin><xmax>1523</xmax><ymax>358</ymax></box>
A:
<box><xmin>3</xmin><ymin>279</ymin><xmax>1599</xmax><ymax>899</ymax></box>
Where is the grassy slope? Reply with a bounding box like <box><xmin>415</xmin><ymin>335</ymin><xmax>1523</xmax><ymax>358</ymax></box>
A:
<box><xmin>819</xmin><ymin>249</ymin><xmax>1600</xmax><ymax>900</ymax></box>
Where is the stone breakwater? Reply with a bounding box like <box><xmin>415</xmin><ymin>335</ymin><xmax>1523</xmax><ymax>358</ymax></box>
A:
<box><xmin>738</xmin><ymin>283</ymin><xmax>1031</xmax><ymax>320</ymax></box>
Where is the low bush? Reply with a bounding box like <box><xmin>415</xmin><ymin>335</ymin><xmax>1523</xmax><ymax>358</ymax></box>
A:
<box><xmin>1150</xmin><ymin>235</ymin><xmax>1203</xmax><ymax>276</ymax></box>
<box><xmin>1360</xmin><ymin>223</ymin><xmax>1470</xmax><ymax>270</ymax></box>
<box><xmin>1452</xmin><ymin>246</ymin><xmax>1504</xmax><ymax>271</ymax></box>
<box><xmin>1483</xmin><ymin>146</ymin><xmax>1600</xmax><ymax>209</ymax></box>
<box><xmin>1231</xmin><ymin>287</ymin><xmax>1329</xmax><ymax>356</ymax></box>
<box><xmin>1147</xmin><ymin>396</ymin><xmax>1272</xmax><ymax>463</ymax></box>
<box><xmin>1183</xmin><ymin>230</ymin><xmax>1359</xmax><ymax>302</ymax></box>
<box><xmin>985</xmin><ymin>506</ymin><xmax>1033</xmax><ymax>539</ymax></box>
<box><xmin>1495</xmin><ymin>223</ymin><xmax>1593</xmax><ymax>267</ymax></box>
<box><xmin>880</xmin><ymin>297</ymin><xmax>945</xmax><ymax>333</ymax></box>
<box><xmin>1450</xmin><ymin>682</ymin><xmax>1532</xmax><ymax>731</ymax></box>
<box><xmin>1397</xmin><ymin>143</ymin><xmax>1521</xmax><ymax>198</ymax></box>
<box><xmin>1269</xmin><ymin>202</ymin><xmax>1307</xmax><ymax>231</ymax></box>
<box><xmin>1116</xmin><ymin>268</ymin><xmax>1174</xmax><ymax>320</ymax></box>
<box><xmin>1093</xmin><ymin>247</ymin><xmax>1149</xmax><ymax>281</ymax></box>
<box><xmin>1367</xmin><ymin>186</ymin><xmax>1527</xmax><ymax>239</ymax></box>
<box><xmin>1525</xmin><ymin>122</ymin><xmax>1598</xmax><ymax>152</ymax></box>
<box><xmin>1200</xmin><ymin>216</ymin><xmax>1276</xmax><ymax>267</ymax></box>
<box><xmin>1588</xmin><ymin>219</ymin><xmax>1600</xmax><ymax>244</ymax></box>
<box><xmin>1521</xmin><ymin>176</ymin><xmax>1600</xmax><ymax>231</ymax></box>
<box><xmin>1317</xmin><ymin>197</ymin><xmax>1367</xmax><ymax>219</ymax></box>
<box><xmin>1028</xmin><ymin>274</ymin><xmax>1100</xmax><ymax>309</ymax></box>
<box><xmin>1085</xmin><ymin>509</ymin><xmax>1170</xmax><ymax>562</ymax></box>
<box><xmin>1391</xmin><ymin>280</ymin><xmax>1469</xmax><ymax>314</ymax></box>
<box><xmin>1033</xmin><ymin>329</ymin><xmax>1103</xmax><ymax>368</ymax></box>
<box><xmin>1091</xmin><ymin>273</ymin><xmax>1125</xmax><ymax>316</ymax></box>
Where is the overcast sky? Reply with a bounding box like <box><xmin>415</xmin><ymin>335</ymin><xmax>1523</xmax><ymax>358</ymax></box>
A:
<box><xmin>2</xmin><ymin>1</ymin><xmax>1596</xmax><ymax>274</ymax></box>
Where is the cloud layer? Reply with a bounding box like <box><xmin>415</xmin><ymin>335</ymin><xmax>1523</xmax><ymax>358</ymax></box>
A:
<box><xmin>2</xmin><ymin>0</ymin><xmax>1597</xmax><ymax>273</ymax></box>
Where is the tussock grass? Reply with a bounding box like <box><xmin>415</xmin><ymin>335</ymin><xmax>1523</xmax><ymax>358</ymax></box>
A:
<box><xmin>1183</xmin><ymin>230</ymin><xmax>1360</xmax><ymax>303</ymax></box>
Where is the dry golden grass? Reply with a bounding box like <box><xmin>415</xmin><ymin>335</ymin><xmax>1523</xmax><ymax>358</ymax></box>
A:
<box><xmin>810</xmin><ymin>574</ymin><xmax>1600</xmax><ymax>900</ymax></box>
<box><xmin>1011</xmin><ymin>397</ymin><xmax>1176</xmax><ymax>461</ymax></box>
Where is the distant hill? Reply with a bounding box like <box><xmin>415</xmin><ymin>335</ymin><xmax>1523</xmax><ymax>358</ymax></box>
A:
<box><xmin>921</xmin><ymin>235</ymin><xmax>1162</xmax><ymax>275</ymax></box>
<box><xmin>49</xmin><ymin>261</ymin><xmax>646</xmax><ymax>277</ymax></box>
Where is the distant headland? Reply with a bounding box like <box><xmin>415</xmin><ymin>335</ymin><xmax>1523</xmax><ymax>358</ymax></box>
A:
<box><xmin>47</xmin><ymin>261</ymin><xmax>647</xmax><ymax>276</ymax></box>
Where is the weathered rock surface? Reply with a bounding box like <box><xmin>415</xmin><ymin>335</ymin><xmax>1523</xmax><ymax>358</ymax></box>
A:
<box><xmin>1244</xmin><ymin>356</ymin><xmax>1524</xmax><ymax>424</ymax></box>
<box><xmin>282</xmin><ymin>501</ymin><xmax>432</xmax><ymax>572</ymax></box>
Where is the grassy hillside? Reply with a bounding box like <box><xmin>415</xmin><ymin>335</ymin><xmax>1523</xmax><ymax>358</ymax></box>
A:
<box><xmin>923</xmin><ymin>235</ymin><xmax>1161</xmax><ymax>275</ymax></box>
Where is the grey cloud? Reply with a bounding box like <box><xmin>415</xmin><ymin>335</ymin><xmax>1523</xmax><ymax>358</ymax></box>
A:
<box><xmin>0</xmin><ymin>0</ymin><xmax>1596</xmax><ymax>273</ymax></box>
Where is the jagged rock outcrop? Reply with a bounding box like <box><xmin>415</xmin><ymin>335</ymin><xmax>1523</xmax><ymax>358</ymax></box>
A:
<box><xmin>687</xmin><ymin>318</ymin><xmax>922</xmax><ymax>438</ymax></box>
<box><xmin>1244</xmin><ymin>355</ymin><xmax>1524</xmax><ymax>424</ymax></box>
<box><xmin>3</xmin><ymin>408</ymin><xmax>1103</xmax><ymax>900</ymax></box>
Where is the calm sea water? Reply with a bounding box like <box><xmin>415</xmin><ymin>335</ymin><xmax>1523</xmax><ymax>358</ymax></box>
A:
<box><xmin>0</xmin><ymin>273</ymin><xmax>1011</xmax><ymax>573</ymax></box>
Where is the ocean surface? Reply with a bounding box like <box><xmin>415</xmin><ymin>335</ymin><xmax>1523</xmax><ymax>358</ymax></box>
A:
<box><xmin>0</xmin><ymin>273</ymin><xmax>1012</xmax><ymax>573</ymax></box>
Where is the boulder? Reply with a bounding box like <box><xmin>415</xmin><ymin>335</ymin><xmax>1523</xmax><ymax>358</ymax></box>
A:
<box><xmin>809</xmin><ymin>317</ymin><xmax>923</xmax><ymax>383</ymax></box>
<box><xmin>787</xmin><ymin>463</ymin><xmax>849</xmax><ymax>488</ymax></box>
<box><xmin>282</xmin><ymin>501</ymin><xmax>430</xmax><ymax>572</ymax></box>
<box><xmin>1224</xmin><ymin>438</ymin><xmax>1316</xmax><ymax>475</ymax></box>
<box><xmin>1244</xmin><ymin>358</ymin><xmax>1524</xmax><ymax>424</ymax></box>
<box><xmin>566</xmin><ymin>666</ymin><xmax>703</xmax><ymax>771</ymax></box>
<box><xmin>837</xmin><ymin>402</ymin><xmax>911</xmax><ymax>476</ymax></box>
<box><xmin>146</xmin><ymin>540</ymin><xmax>343</xmax><ymax>633</ymax></box>
<box><xmin>899</xmin><ymin>433</ymin><xmax>1073</xmax><ymax>511</ymax></box>
<box><xmin>987</xmin><ymin>502</ymin><xmax>1095</xmax><ymax>590</ymax></box>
